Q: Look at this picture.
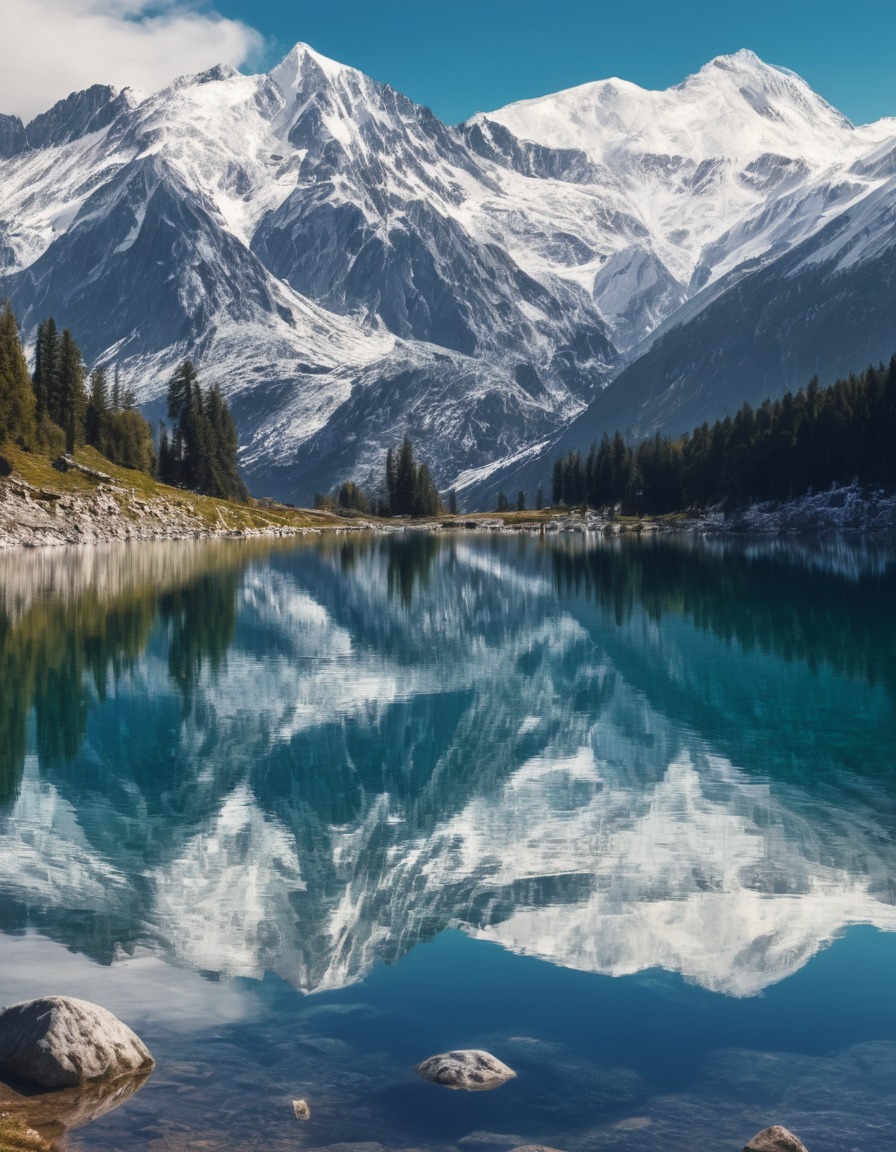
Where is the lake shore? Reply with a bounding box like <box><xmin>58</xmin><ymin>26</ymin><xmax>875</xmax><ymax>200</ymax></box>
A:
<box><xmin>2</xmin><ymin>453</ymin><xmax>895</xmax><ymax>550</ymax></box>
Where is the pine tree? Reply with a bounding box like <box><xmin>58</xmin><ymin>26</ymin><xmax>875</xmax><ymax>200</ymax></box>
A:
<box><xmin>204</xmin><ymin>383</ymin><xmax>248</xmax><ymax>502</ymax></box>
<box><xmin>158</xmin><ymin>423</ymin><xmax>175</xmax><ymax>484</ymax></box>
<box><xmin>0</xmin><ymin>302</ymin><xmax>36</xmax><ymax>447</ymax></box>
<box><xmin>85</xmin><ymin>367</ymin><xmax>109</xmax><ymax>450</ymax></box>
<box><xmin>551</xmin><ymin>457</ymin><xmax>563</xmax><ymax>506</ymax></box>
<box><xmin>394</xmin><ymin>434</ymin><xmax>417</xmax><ymax>516</ymax></box>
<box><xmin>385</xmin><ymin>447</ymin><xmax>396</xmax><ymax>514</ymax></box>
<box><xmin>414</xmin><ymin>463</ymin><xmax>441</xmax><ymax>516</ymax></box>
<box><xmin>57</xmin><ymin>329</ymin><xmax>86</xmax><ymax>454</ymax></box>
<box><xmin>161</xmin><ymin>361</ymin><xmax>246</xmax><ymax>500</ymax></box>
<box><xmin>33</xmin><ymin>318</ymin><xmax>61</xmax><ymax>428</ymax></box>
<box><xmin>516</xmin><ymin>490</ymin><xmax>526</xmax><ymax>511</ymax></box>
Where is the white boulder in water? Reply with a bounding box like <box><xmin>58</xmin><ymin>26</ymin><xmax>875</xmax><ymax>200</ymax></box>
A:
<box><xmin>416</xmin><ymin>1049</ymin><xmax>516</xmax><ymax>1091</ymax></box>
<box><xmin>0</xmin><ymin>996</ymin><xmax>154</xmax><ymax>1088</ymax></box>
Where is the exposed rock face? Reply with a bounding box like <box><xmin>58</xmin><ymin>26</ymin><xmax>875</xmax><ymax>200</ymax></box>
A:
<box><xmin>0</xmin><ymin>472</ymin><xmax>316</xmax><ymax>548</ymax></box>
<box><xmin>744</xmin><ymin>1126</ymin><xmax>809</xmax><ymax>1152</ymax></box>
<box><xmin>24</xmin><ymin>85</ymin><xmax>125</xmax><ymax>150</ymax></box>
<box><xmin>0</xmin><ymin>996</ymin><xmax>154</xmax><ymax>1088</ymax></box>
<box><xmin>416</xmin><ymin>1050</ymin><xmax>516</xmax><ymax>1092</ymax></box>
<box><xmin>0</xmin><ymin>114</ymin><xmax>27</xmax><ymax>159</ymax></box>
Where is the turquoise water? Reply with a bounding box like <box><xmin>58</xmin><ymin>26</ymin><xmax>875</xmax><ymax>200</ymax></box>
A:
<box><xmin>0</xmin><ymin>532</ymin><xmax>894</xmax><ymax>1152</ymax></box>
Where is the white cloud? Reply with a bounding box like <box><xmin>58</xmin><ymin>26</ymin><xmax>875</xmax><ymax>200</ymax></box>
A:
<box><xmin>0</xmin><ymin>0</ymin><xmax>265</xmax><ymax>122</ymax></box>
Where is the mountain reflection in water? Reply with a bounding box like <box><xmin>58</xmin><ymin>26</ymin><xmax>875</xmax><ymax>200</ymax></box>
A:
<box><xmin>0</xmin><ymin>533</ymin><xmax>893</xmax><ymax>1004</ymax></box>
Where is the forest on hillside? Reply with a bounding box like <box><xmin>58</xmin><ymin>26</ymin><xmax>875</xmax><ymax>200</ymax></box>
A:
<box><xmin>0</xmin><ymin>303</ymin><xmax>246</xmax><ymax>502</ymax></box>
<box><xmin>551</xmin><ymin>357</ymin><xmax>896</xmax><ymax>514</ymax></box>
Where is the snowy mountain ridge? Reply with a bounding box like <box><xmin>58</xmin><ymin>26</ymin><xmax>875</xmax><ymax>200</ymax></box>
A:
<box><xmin>1</xmin><ymin>46</ymin><xmax>894</xmax><ymax>503</ymax></box>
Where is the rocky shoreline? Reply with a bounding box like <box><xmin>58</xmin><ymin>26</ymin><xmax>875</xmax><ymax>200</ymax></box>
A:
<box><xmin>2</xmin><ymin>467</ymin><xmax>895</xmax><ymax>550</ymax></box>
<box><xmin>0</xmin><ymin>472</ymin><xmax>317</xmax><ymax>549</ymax></box>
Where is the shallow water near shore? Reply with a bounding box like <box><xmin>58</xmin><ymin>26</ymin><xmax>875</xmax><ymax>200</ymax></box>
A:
<box><xmin>0</xmin><ymin>533</ymin><xmax>894</xmax><ymax>1151</ymax></box>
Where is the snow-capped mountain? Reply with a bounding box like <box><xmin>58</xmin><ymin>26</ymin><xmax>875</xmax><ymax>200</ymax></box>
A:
<box><xmin>0</xmin><ymin>47</ymin><xmax>894</xmax><ymax>502</ymax></box>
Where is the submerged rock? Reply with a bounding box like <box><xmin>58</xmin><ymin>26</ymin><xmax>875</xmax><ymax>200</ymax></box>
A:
<box><xmin>0</xmin><ymin>1067</ymin><xmax>150</xmax><ymax>1144</ymax></box>
<box><xmin>744</xmin><ymin>1126</ymin><xmax>809</xmax><ymax>1152</ymax></box>
<box><xmin>0</xmin><ymin>997</ymin><xmax>154</xmax><ymax>1088</ymax></box>
<box><xmin>416</xmin><ymin>1050</ymin><xmax>516</xmax><ymax>1092</ymax></box>
<box><xmin>293</xmin><ymin>1098</ymin><xmax>311</xmax><ymax>1120</ymax></box>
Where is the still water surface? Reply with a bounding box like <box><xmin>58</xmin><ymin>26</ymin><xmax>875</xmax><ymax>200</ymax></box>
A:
<box><xmin>0</xmin><ymin>532</ymin><xmax>894</xmax><ymax>1151</ymax></box>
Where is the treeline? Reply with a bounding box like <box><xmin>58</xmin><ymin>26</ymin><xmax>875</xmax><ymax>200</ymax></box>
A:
<box><xmin>552</xmin><ymin>357</ymin><xmax>896</xmax><ymax>513</ymax></box>
<box><xmin>0</xmin><ymin>304</ymin><xmax>154</xmax><ymax>468</ymax></box>
<box><xmin>0</xmin><ymin>302</ymin><xmax>247</xmax><ymax>501</ymax></box>
<box><xmin>316</xmin><ymin>434</ymin><xmax>445</xmax><ymax>517</ymax></box>
<box><xmin>158</xmin><ymin>360</ymin><xmax>247</xmax><ymax>502</ymax></box>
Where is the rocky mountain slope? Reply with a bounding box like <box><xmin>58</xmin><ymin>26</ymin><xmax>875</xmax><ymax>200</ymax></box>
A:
<box><xmin>1</xmin><ymin>48</ymin><xmax>894</xmax><ymax>504</ymax></box>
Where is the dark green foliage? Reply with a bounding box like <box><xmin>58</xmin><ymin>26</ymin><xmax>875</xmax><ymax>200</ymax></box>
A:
<box><xmin>104</xmin><ymin>409</ymin><xmax>155</xmax><ymax>472</ymax></box>
<box><xmin>318</xmin><ymin>435</ymin><xmax>441</xmax><ymax>517</ymax></box>
<box><xmin>204</xmin><ymin>384</ymin><xmax>249</xmax><ymax>502</ymax></box>
<box><xmin>516</xmin><ymin>490</ymin><xmax>526</xmax><ymax>512</ymax></box>
<box><xmin>336</xmin><ymin>481</ymin><xmax>369</xmax><ymax>513</ymax></box>
<box><xmin>447</xmin><ymin>488</ymin><xmax>458</xmax><ymax>515</ymax></box>
<box><xmin>536</xmin><ymin>486</ymin><xmax>544</xmax><ymax>510</ymax></box>
<box><xmin>0</xmin><ymin>302</ymin><xmax>36</xmax><ymax>448</ymax></box>
<box><xmin>159</xmin><ymin>360</ymin><xmax>247</xmax><ymax>501</ymax></box>
<box><xmin>495</xmin><ymin>492</ymin><xmax>509</xmax><ymax>513</ymax></box>
<box><xmin>85</xmin><ymin>366</ymin><xmax>109</xmax><ymax>446</ymax></box>
<box><xmin>81</xmin><ymin>362</ymin><xmax>155</xmax><ymax>471</ymax></box>
<box><xmin>551</xmin><ymin>356</ymin><xmax>896</xmax><ymax>513</ymax></box>
<box><xmin>58</xmin><ymin>329</ymin><xmax>86</xmax><ymax>454</ymax></box>
<box><xmin>383</xmin><ymin>434</ymin><xmax>441</xmax><ymax>516</ymax></box>
<box><xmin>32</xmin><ymin>318</ymin><xmax>60</xmax><ymax>430</ymax></box>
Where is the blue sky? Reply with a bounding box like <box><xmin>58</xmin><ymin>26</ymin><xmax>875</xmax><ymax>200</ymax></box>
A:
<box><xmin>2</xmin><ymin>0</ymin><xmax>894</xmax><ymax>124</ymax></box>
<box><xmin>213</xmin><ymin>0</ymin><xmax>896</xmax><ymax>126</ymax></box>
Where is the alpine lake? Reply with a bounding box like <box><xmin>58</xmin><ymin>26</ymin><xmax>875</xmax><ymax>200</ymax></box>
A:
<box><xmin>0</xmin><ymin>531</ymin><xmax>894</xmax><ymax>1152</ymax></box>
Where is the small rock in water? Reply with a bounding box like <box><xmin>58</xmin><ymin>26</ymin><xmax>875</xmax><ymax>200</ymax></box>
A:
<box><xmin>0</xmin><ymin>996</ymin><xmax>154</xmax><ymax>1088</ymax></box>
<box><xmin>293</xmin><ymin>1099</ymin><xmax>311</xmax><ymax>1120</ymax></box>
<box><xmin>744</xmin><ymin>1126</ymin><xmax>809</xmax><ymax>1152</ymax></box>
<box><xmin>416</xmin><ymin>1050</ymin><xmax>516</xmax><ymax>1092</ymax></box>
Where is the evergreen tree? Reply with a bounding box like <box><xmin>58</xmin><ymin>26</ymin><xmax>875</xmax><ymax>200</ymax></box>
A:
<box><xmin>414</xmin><ymin>463</ymin><xmax>441</xmax><ymax>516</ymax></box>
<box><xmin>161</xmin><ymin>361</ymin><xmax>247</xmax><ymax>500</ymax></box>
<box><xmin>535</xmin><ymin>486</ymin><xmax>544</xmax><ymax>511</ymax></box>
<box><xmin>516</xmin><ymin>490</ymin><xmax>526</xmax><ymax>511</ymax></box>
<box><xmin>58</xmin><ymin>329</ymin><xmax>86</xmax><ymax>454</ymax></box>
<box><xmin>394</xmin><ymin>434</ymin><xmax>417</xmax><ymax>516</ymax></box>
<box><xmin>448</xmin><ymin>488</ymin><xmax>458</xmax><ymax>515</ymax></box>
<box><xmin>551</xmin><ymin>457</ymin><xmax>563</xmax><ymax>506</ymax></box>
<box><xmin>336</xmin><ymin>481</ymin><xmax>369</xmax><ymax>512</ymax></box>
<box><xmin>385</xmin><ymin>447</ymin><xmax>396</xmax><ymax>513</ymax></box>
<box><xmin>204</xmin><ymin>383</ymin><xmax>248</xmax><ymax>502</ymax></box>
<box><xmin>158</xmin><ymin>423</ymin><xmax>176</xmax><ymax>485</ymax></box>
<box><xmin>0</xmin><ymin>302</ymin><xmax>36</xmax><ymax>447</ymax></box>
<box><xmin>105</xmin><ymin>409</ymin><xmax>155</xmax><ymax>472</ymax></box>
<box><xmin>33</xmin><ymin>318</ymin><xmax>61</xmax><ymax>428</ymax></box>
<box><xmin>85</xmin><ymin>367</ymin><xmax>109</xmax><ymax>450</ymax></box>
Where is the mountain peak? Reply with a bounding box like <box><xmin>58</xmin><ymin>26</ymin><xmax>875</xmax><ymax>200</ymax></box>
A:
<box><xmin>269</xmin><ymin>42</ymin><xmax>356</xmax><ymax>92</ymax></box>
